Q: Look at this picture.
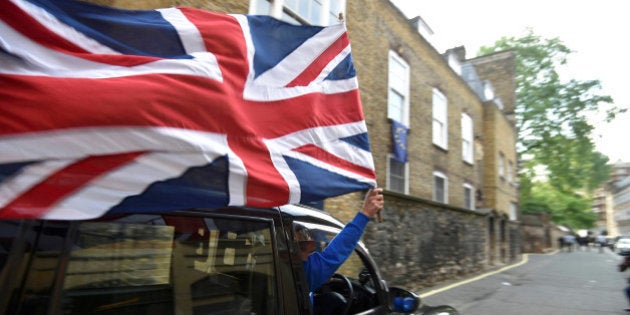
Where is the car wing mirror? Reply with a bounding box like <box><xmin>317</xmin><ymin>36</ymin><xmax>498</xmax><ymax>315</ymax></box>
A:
<box><xmin>388</xmin><ymin>287</ymin><xmax>420</xmax><ymax>313</ymax></box>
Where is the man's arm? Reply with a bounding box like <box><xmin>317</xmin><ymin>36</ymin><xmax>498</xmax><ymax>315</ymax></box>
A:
<box><xmin>304</xmin><ymin>188</ymin><xmax>384</xmax><ymax>291</ymax></box>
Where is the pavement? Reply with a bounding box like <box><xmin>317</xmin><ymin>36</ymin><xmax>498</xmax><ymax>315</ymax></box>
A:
<box><xmin>417</xmin><ymin>247</ymin><xmax>630</xmax><ymax>314</ymax></box>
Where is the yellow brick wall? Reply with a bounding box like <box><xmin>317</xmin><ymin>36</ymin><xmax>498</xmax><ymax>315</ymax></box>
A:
<box><xmin>342</xmin><ymin>0</ymin><xmax>484</xmax><ymax>215</ymax></box>
<box><xmin>473</xmin><ymin>52</ymin><xmax>519</xmax><ymax>218</ymax></box>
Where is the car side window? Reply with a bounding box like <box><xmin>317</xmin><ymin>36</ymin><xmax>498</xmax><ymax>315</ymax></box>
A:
<box><xmin>295</xmin><ymin>222</ymin><xmax>381</xmax><ymax>313</ymax></box>
<box><xmin>295</xmin><ymin>222</ymin><xmax>370</xmax><ymax>283</ymax></box>
<box><xmin>63</xmin><ymin>214</ymin><xmax>278</xmax><ymax>315</ymax></box>
<box><xmin>1</xmin><ymin>214</ymin><xmax>279</xmax><ymax>315</ymax></box>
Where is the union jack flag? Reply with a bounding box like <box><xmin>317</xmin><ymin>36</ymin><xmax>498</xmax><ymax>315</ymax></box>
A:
<box><xmin>0</xmin><ymin>0</ymin><xmax>376</xmax><ymax>220</ymax></box>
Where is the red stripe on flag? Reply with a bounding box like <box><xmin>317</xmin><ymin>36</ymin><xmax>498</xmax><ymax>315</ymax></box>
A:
<box><xmin>180</xmin><ymin>8</ymin><xmax>249</xmax><ymax>90</ymax></box>
<box><xmin>292</xmin><ymin>144</ymin><xmax>376</xmax><ymax>179</ymax></box>
<box><xmin>0</xmin><ymin>152</ymin><xmax>144</xmax><ymax>219</ymax></box>
<box><xmin>0</xmin><ymin>75</ymin><xmax>364</xmax><ymax>138</ymax></box>
<box><xmin>285</xmin><ymin>34</ymin><xmax>350</xmax><ymax>87</ymax></box>
<box><xmin>228</xmin><ymin>136</ymin><xmax>290</xmax><ymax>207</ymax></box>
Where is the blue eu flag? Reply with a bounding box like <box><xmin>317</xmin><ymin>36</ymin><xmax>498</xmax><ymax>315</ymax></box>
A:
<box><xmin>392</xmin><ymin>120</ymin><xmax>408</xmax><ymax>163</ymax></box>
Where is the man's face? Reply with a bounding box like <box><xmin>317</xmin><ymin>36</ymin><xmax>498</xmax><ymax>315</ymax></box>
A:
<box><xmin>299</xmin><ymin>239</ymin><xmax>316</xmax><ymax>255</ymax></box>
<box><xmin>296</xmin><ymin>227</ymin><xmax>316</xmax><ymax>261</ymax></box>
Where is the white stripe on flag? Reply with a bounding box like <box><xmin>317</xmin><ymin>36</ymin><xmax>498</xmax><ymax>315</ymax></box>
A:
<box><xmin>233</xmin><ymin>15</ymin><xmax>358</xmax><ymax>102</ymax></box>
<box><xmin>0</xmin><ymin>127</ymin><xmax>231</xmax><ymax>163</ymax></box>
<box><xmin>157</xmin><ymin>8</ymin><xmax>207</xmax><ymax>54</ymax></box>
<box><xmin>227</xmin><ymin>151</ymin><xmax>247</xmax><ymax>206</ymax></box>
<box><xmin>42</xmin><ymin>152</ymin><xmax>221</xmax><ymax>220</ymax></box>
<box><xmin>253</xmin><ymin>24</ymin><xmax>347</xmax><ymax>87</ymax></box>
<box><xmin>269</xmin><ymin>122</ymin><xmax>374</xmax><ymax>170</ymax></box>
<box><xmin>265</xmin><ymin>121</ymin><xmax>375</xmax><ymax>204</ymax></box>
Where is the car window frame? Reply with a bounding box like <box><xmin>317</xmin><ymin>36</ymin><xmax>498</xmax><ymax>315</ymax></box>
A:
<box><xmin>289</xmin><ymin>219</ymin><xmax>388</xmax><ymax>313</ymax></box>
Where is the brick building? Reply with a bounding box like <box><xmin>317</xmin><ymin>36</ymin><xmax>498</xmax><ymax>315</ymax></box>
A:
<box><xmin>610</xmin><ymin>163</ymin><xmax>630</xmax><ymax>235</ymax></box>
<box><xmin>85</xmin><ymin>0</ymin><xmax>521</xmax><ymax>290</ymax></box>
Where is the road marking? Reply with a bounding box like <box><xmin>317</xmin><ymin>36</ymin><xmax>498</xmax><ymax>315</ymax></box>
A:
<box><xmin>419</xmin><ymin>252</ymin><xmax>548</xmax><ymax>298</ymax></box>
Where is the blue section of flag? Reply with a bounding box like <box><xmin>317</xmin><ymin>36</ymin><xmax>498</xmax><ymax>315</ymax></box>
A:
<box><xmin>27</xmin><ymin>0</ymin><xmax>189</xmax><ymax>58</ymax></box>
<box><xmin>340</xmin><ymin>132</ymin><xmax>371</xmax><ymax>151</ymax></box>
<box><xmin>0</xmin><ymin>161</ymin><xmax>36</xmax><ymax>184</ymax></box>
<box><xmin>247</xmin><ymin>15</ymin><xmax>323</xmax><ymax>79</ymax></box>
<box><xmin>109</xmin><ymin>156</ymin><xmax>230</xmax><ymax>214</ymax></box>
<box><xmin>392</xmin><ymin>120</ymin><xmax>408</xmax><ymax>163</ymax></box>
<box><xmin>285</xmin><ymin>156</ymin><xmax>372</xmax><ymax>203</ymax></box>
<box><xmin>325</xmin><ymin>54</ymin><xmax>356</xmax><ymax>81</ymax></box>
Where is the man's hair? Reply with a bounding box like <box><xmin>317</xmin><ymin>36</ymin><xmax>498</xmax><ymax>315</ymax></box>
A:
<box><xmin>294</xmin><ymin>223</ymin><xmax>312</xmax><ymax>242</ymax></box>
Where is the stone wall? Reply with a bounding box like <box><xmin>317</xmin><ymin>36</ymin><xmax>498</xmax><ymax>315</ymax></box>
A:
<box><xmin>520</xmin><ymin>213</ymin><xmax>565</xmax><ymax>253</ymax></box>
<box><xmin>359</xmin><ymin>191</ymin><xmax>488</xmax><ymax>292</ymax></box>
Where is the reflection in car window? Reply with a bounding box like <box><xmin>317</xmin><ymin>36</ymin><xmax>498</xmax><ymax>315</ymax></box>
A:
<box><xmin>59</xmin><ymin>214</ymin><xmax>277</xmax><ymax>314</ymax></box>
<box><xmin>0</xmin><ymin>220</ymin><xmax>22</xmax><ymax>274</ymax></box>
<box><xmin>0</xmin><ymin>220</ymin><xmax>69</xmax><ymax>314</ymax></box>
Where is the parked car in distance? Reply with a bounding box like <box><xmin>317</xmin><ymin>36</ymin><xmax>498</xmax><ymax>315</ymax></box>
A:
<box><xmin>0</xmin><ymin>204</ymin><xmax>458</xmax><ymax>314</ymax></box>
<box><xmin>617</xmin><ymin>237</ymin><xmax>630</xmax><ymax>255</ymax></box>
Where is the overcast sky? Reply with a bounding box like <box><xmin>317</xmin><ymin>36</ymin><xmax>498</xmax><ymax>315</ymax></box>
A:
<box><xmin>389</xmin><ymin>0</ymin><xmax>630</xmax><ymax>163</ymax></box>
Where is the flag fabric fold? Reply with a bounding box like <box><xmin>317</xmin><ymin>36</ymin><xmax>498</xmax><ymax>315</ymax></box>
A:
<box><xmin>0</xmin><ymin>0</ymin><xmax>376</xmax><ymax>220</ymax></box>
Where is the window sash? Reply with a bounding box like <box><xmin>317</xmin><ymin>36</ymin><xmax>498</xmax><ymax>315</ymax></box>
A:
<box><xmin>388</xmin><ymin>89</ymin><xmax>404</xmax><ymax>123</ymax></box>
<box><xmin>510</xmin><ymin>203</ymin><xmax>518</xmax><ymax>220</ymax></box>
<box><xmin>387</xmin><ymin>51</ymin><xmax>409</xmax><ymax>125</ymax></box>
<box><xmin>463</xmin><ymin>184</ymin><xmax>475</xmax><ymax>210</ymax></box>
<box><xmin>432</xmin><ymin>89</ymin><xmax>447</xmax><ymax>148</ymax></box>
<box><xmin>498</xmin><ymin>153</ymin><xmax>505</xmax><ymax>178</ymax></box>
<box><xmin>388</xmin><ymin>157</ymin><xmax>407</xmax><ymax>193</ymax></box>
<box><xmin>433</xmin><ymin>172</ymin><xmax>448</xmax><ymax>203</ymax></box>
<box><xmin>252</xmin><ymin>0</ymin><xmax>345</xmax><ymax>26</ymax></box>
<box><xmin>461</xmin><ymin>114</ymin><xmax>473</xmax><ymax>163</ymax></box>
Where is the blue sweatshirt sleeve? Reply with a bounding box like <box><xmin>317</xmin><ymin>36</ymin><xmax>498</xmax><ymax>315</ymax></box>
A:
<box><xmin>303</xmin><ymin>212</ymin><xmax>370</xmax><ymax>291</ymax></box>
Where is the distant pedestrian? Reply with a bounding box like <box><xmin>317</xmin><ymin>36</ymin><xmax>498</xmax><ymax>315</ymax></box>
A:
<box><xmin>596</xmin><ymin>234</ymin><xmax>607</xmax><ymax>253</ymax></box>
<box><xmin>563</xmin><ymin>234</ymin><xmax>576</xmax><ymax>252</ymax></box>
<box><xmin>618</xmin><ymin>254</ymin><xmax>630</xmax><ymax>311</ymax></box>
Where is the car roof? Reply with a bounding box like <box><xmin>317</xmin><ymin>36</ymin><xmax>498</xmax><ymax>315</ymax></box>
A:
<box><xmin>278</xmin><ymin>204</ymin><xmax>345</xmax><ymax>229</ymax></box>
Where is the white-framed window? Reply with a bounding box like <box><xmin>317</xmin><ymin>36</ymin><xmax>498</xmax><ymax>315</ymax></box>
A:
<box><xmin>463</xmin><ymin>183</ymin><xmax>475</xmax><ymax>210</ymax></box>
<box><xmin>461</xmin><ymin>113</ymin><xmax>473</xmax><ymax>164</ymax></box>
<box><xmin>250</xmin><ymin>0</ymin><xmax>346</xmax><ymax>26</ymax></box>
<box><xmin>498</xmin><ymin>153</ymin><xmax>505</xmax><ymax>179</ymax></box>
<box><xmin>483</xmin><ymin>80</ymin><xmax>495</xmax><ymax>101</ymax></box>
<box><xmin>387</xmin><ymin>155</ymin><xmax>408</xmax><ymax>194</ymax></box>
<box><xmin>433</xmin><ymin>171</ymin><xmax>448</xmax><ymax>203</ymax></box>
<box><xmin>432</xmin><ymin>89</ymin><xmax>447</xmax><ymax>149</ymax></box>
<box><xmin>509</xmin><ymin>202</ymin><xmax>518</xmax><ymax>221</ymax></box>
<box><xmin>507</xmin><ymin>161</ymin><xmax>514</xmax><ymax>183</ymax></box>
<box><xmin>387</xmin><ymin>51</ymin><xmax>410</xmax><ymax>126</ymax></box>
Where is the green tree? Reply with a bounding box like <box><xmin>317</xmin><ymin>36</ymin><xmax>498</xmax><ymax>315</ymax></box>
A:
<box><xmin>479</xmin><ymin>30</ymin><xmax>620</xmax><ymax>229</ymax></box>
<box><xmin>521</xmin><ymin>181</ymin><xmax>597</xmax><ymax>229</ymax></box>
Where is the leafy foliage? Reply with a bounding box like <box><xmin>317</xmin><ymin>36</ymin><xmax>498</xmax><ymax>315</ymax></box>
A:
<box><xmin>479</xmin><ymin>30</ymin><xmax>618</xmax><ymax>229</ymax></box>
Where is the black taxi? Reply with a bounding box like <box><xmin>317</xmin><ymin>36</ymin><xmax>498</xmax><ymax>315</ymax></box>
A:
<box><xmin>0</xmin><ymin>205</ymin><xmax>458</xmax><ymax>314</ymax></box>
